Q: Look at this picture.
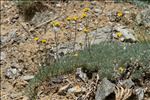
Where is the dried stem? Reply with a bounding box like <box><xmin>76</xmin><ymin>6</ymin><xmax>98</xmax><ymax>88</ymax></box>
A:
<box><xmin>73</xmin><ymin>21</ymin><xmax>77</xmax><ymax>52</ymax></box>
<box><xmin>54</xmin><ymin>31</ymin><xmax>59</xmax><ymax>61</ymax></box>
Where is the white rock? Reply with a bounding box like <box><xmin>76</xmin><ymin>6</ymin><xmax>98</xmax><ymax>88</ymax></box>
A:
<box><xmin>114</xmin><ymin>25</ymin><xmax>137</xmax><ymax>42</ymax></box>
<box><xmin>119</xmin><ymin>79</ymin><xmax>134</xmax><ymax>88</ymax></box>
<box><xmin>21</xmin><ymin>75</ymin><xmax>34</xmax><ymax>81</ymax></box>
<box><xmin>94</xmin><ymin>8</ymin><xmax>102</xmax><ymax>13</ymax></box>
<box><xmin>68</xmin><ymin>85</ymin><xmax>86</xmax><ymax>94</ymax></box>
<box><xmin>56</xmin><ymin>3</ymin><xmax>61</xmax><ymax>8</ymax></box>
<box><xmin>0</xmin><ymin>52</ymin><xmax>6</xmax><ymax>61</ymax></box>
<box><xmin>91</xmin><ymin>1</ymin><xmax>97</xmax><ymax>5</ymax></box>
<box><xmin>53</xmin><ymin>27</ymin><xmax>60</xmax><ymax>32</ymax></box>
<box><xmin>135</xmin><ymin>87</ymin><xmax>146</xmax><ymax>100</ymax></box>
<box><xmin>5</xmin><ymin>67</ymin><xmax>19</xmax><ymax>79</ymax></box>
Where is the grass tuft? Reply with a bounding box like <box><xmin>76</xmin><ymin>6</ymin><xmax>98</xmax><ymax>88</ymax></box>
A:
<box><xmin>27</xmin><ymin>41</ymin><xmax>150</xmax><ymax>99</ymax></box>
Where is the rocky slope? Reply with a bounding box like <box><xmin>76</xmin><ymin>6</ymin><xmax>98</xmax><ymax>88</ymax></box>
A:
<box><xmin>1</xmin><ymin>0</ymin><xmax>150</xmax><ymax>100</ymax></box>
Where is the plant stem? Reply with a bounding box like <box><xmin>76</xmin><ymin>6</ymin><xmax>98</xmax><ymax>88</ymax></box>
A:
<box><xmin>55</xmin><ymin>31</ymin><xmax>59</xmax><ymax>61</ymax></box>
<box><xmin>73</xmin><ymin>21</ymin><xmax>77</xmax><ymax>52</ymax></box>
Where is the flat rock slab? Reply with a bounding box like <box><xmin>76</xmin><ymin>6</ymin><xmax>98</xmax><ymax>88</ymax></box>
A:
<box><xmin>95</xmin><ymin>78</ymin><xmax>115</xmax><ymax>100</ymax></box>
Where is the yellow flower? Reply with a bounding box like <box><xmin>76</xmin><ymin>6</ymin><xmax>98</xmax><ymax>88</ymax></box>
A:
<box><xmin>66</xmin><ymin>16</ymin><xmax>71</xmax><ymax>21</ymax></box>
<box><xmin>41</xmin><ymin>39</ymin><xmax>46</xmax><ymax>43</ymax></box>
<box><xmin>34</xmin><ymin>37</ymin><xmax>39</xmax><ymax>41</ymax></box>
<box><xmin>116</xmin><ymin>32</ymin><xmax>123</xmax><ymax>38</ymax></box>
<box><xmin>81</xmin><ymin>13</ymin><xmax>87</xmax><ymax>19</ymax></box>
<box><xmin>72</xmin><ymin>16</ymin><xmax>78</xmax><ymax>21</ymax></box>
<box><xmin>83</xmin><ymin>8</ymin><xmax>90</xmax><ymax>12</ymax></box>
<box><xmin>83</xmin><ymin>28</ymin><xmax>89</xmax><ymax>33</ymax></box>
<box><xmin>117</xmin><ymin>11</ymin><xmax>123</xmax><ymax>17</ymax></box>
<box><xmin>52</xmin><ymin>21</ymin><xmax>61</xmax><ymax>27</ymax></box>
<box><xmin>118</xmin><ymin>67</ymin><xmax>125</xmax><ymax>73</ymax></box>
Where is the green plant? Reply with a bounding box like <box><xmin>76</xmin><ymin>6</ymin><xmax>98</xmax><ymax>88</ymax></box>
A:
<box><xmin>52</xmin><ymin>21</ymin><xmax>61</xmax><ymax>61</ymax></box>
<box><xmin>27</xmin><ymin>41</ymin><xmax>150</xmax><ymax>99</ymax></box>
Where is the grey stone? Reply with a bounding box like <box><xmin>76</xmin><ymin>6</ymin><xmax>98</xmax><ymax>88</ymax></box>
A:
<box><xmin>0</xmin><ymin>36</ymin><xmax>8</xmax><ymax>44</ymax></box>
<box><xmin>78</xmin><ymin>27</ymin><xmax>83</xmax><ymax>31</ymax></box>
<box><xmin>21</xmin><ymin>75</ymin><xmax>34</xmax><ymax>81</ymax></box>
<box><xmin>113</xmin><ymin>25</ymin><xmax>137</xmax><ymax>42</ymax></box>
<box><xmin>119</xmin><ymin>79</ymin><xmax>134</xmax><ymax>88</ymax></box>
<box><xmin>95</xmin><ymin>78</ymin><xmax>115</xmax><ymax>100</ymax></box>
<box><xmin>0</xmin><ymin>52</ymin><xmax>6</xmax><ymax>61</ymax></box>
<box><xmin>76</xmin><ymin>68</ymin><xmax>88</xmax><ymax>82</ymax></box>
<box><xmin>98</xmin><ymin>26</ymin><xmax>112</xmax><ymax>33</ymax></box>
<box><xmin>8</xmin><ymin>30</ymin><xmax>16</xmax><ymax>39</ymax></box>
<box><xmin>89</xmin><ymin>26</ymin><xmax>112</xmax><ymax>44</ymax></box>
<box><xmin>1</xmin><ymin>30</ymin><xmax>16</xmax><ymax>45</ymax></box>
<box><xmin>5</xmin><ymin>67</ymin><xmax>19</xmax><ymax>79</ymax></box>
<box><xmin>94</xmin><ymin>8</ymin><xmax>102</xmax><ymax>13</ymax></box>
<box><xmin>53</xmin><ymin>27</ymin><xmax>60</xmax><ymax>32</ymax></box>
<box><xmin>135</xmin><ymin>87</ymin><xmax>145</xmax><ymax>100</ymax></box>
<box><xmin>108</xmin><ymin>11</ymin><xmax>117</xmax><ymax>22</ymax></box>
<box><xmin>91</xmin><ymin>1</ymin><xmax>97</xmax><ymax>5</ymax></box>
<box><xmin>136</xmin><ymin>13</ymin><xmax>142</xmax><ymax>25</ymax></box>
<box><xmin>51</xmin><ymin>76</ymin><xmax>64</xmax><ymax>84</ymax></box>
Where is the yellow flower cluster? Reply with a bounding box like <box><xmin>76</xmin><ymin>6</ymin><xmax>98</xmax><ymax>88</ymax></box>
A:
<box><xmin>34</xmin><ymin>37</ymin><xmax>39</xmax><ymax>41</ymax></box>
<box><xmin>66</xmin><ymin>8</ymin><xmax>90</xmax><ymax>22</ymax></box>
<box><xmin>83</xmin><ymin>8</ymin><xmax>90</xmax><ymax>12</ymax></box>
<box><xmin>41</xmin><ymin>39</ymin><xmax>47</xmax><ymax>43</ymax></box>
<box><xmin>66</xmin><ymin>16</ymin><xmax>79</xmax><ymax>21</ymax></box>
<box><xmin>66</xmin><ymin>16</ymin><xmax>71</xmax><ymax>21</ymax></box>
<box><xmin>116</xmin><ymin>32</ymin><xmax>123</xmax><ymax>38</ymax></box>
<box><xmin>52</xmin><ymin>21</ymin><xmax>61</xmax><ymax>27</ymax></box>
<box><xmin>118</xmin><ymin>67</ymin><xmax>125</xmax><ymax>73</ymax></box>
<box><xmin>83</xmin><ymin>28</ymin><xmax>89</xmax><ymax>33</ymax></box>
<box><xmin>117</xmin><ymin>11</ymin><xmax>123</xmax><ymax>17</ymax></box>
<box><xmin>72</xmin><ymin>16</ymin><xmax>78</xmax><ymax>21</ymax></box>
<box><xmin>34</xmin><ymin>38</ymin><xmax>46</xmax><ymax>43</ymax></box>
<box><xmin>81</xmin><ymin>13</ymin><xmax>87</xmax><ymax>19</ymax></box>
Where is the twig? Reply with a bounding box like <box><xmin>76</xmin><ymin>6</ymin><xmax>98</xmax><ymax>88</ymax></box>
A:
<box><xmin>29</xmin><ymin>16</ymin><xmax>59</xmax><ymax>32</ymax></box>
<box><xmin>17</xmin><ymin>21</ymin><xmax>32</xmax><ymax>35</ymax></box>
<box><xmin>115</xmin><ymin>85</ymin><xmax>132</xmax><ymax>100</ymax></box>
<box><xmin>82</xmin><ymin>74</ymin><xmax>100</xmax><ymax>100</ymax></box>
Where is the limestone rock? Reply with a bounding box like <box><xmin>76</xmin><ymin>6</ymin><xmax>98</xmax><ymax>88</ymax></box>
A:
<box><xmin>113</xmin><ymin>25</ymin><xmax>137</xmax><ymax>42</ymax></box>
<box><xmin>5</xmin><ymin>67</ymin><xmax>20</xmax><ymax>79</ymax></box>
<box><xmin>95</xmin><ymin>78</ymin><xmax>115</xmax><ymax>100</ymax></box>
<box><xmin>119</xmin><ymin>79</ymin><xmax>135</xmax><ymax>88</ymax></box>
<box><xmin>76</xmin><ymin>68</ymin><xmax>88</xmax><ymax>82</ymax></box>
